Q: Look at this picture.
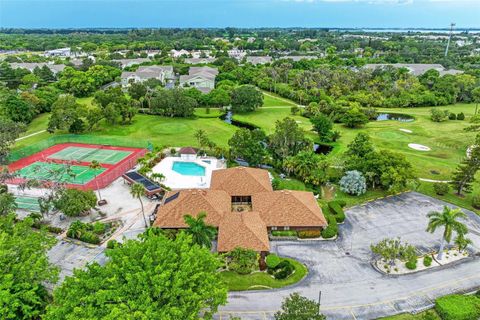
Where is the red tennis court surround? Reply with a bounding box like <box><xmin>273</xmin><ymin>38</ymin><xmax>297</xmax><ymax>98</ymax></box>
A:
<box><xmin>8</xmin><ymin>143</ymin><xmax>147</xmax><ymax>190</ymax></box>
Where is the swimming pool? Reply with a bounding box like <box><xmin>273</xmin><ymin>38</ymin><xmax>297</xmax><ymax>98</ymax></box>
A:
<box><xmin>172</xmin><ymin>161</ymin><xmax>206</xmax><ymax>176</ymax></box>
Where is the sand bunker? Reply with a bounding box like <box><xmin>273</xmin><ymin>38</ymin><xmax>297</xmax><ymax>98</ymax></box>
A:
<box><xmin>400</xmin><ymin>129</ymin><xmax>412</xmax><ymax>133</ymax></box>
<box><xmin>408</xmin><ymin>143</ymin><xmax>431</xmax><ymax>151</ymax></box>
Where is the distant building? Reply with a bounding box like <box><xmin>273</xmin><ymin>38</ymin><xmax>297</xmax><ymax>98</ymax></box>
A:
<box><xmin>121</xmin><ymin>65</ymin><xmax>174</xmax><ymax>87</ymax></box>
<box><xmin>279</xmin><ymin>55</ymin><xmax>317</xmax><ymax>62</ymax></box>
<box><xmin>228</xmin><ymin>49</ymin><xmax>247</xmax><ymax>61</ymax></box>
<box><xmin>184</xmin><ymin>57</ymin><xmax>216</xmax><ymax>64</ymax></box>
<box><xmin>112</xmin><ymin>58</ymin><xmax>151</xmax><ymax>69</ymax></box>
<box><xmin>10</xmin><ymin>62</ymin><xmax>66</xmax><ymax>74</ymax></box>
<box><xmin>44</xmin><ymin>47</ymin><xmax>71</xmax><ymax>57</ymax></box>
<box><xmin>179</xmin><ymin>66</ymin><xmax>218</xmax><ymax>93</ymax></box>
<box><xmin>170</xmin><ymin>49</ymin><xmax>190</xmax><ymax>58</ymax></box>
<box><xmin>363</xmin><ymin>63</ymin><xmax>463</xmax><ymax>77</ymax></box>
<box><xmin>246</xmin><ymin>56</ymin><xmax>272</xmax><ymax>65</ymax></box>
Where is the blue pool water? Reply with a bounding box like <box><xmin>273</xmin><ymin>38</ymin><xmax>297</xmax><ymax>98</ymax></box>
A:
<box><xmin>172</xmin><ymin>161</ymin><xmax>206</xmax><ymax>176</ymax></box>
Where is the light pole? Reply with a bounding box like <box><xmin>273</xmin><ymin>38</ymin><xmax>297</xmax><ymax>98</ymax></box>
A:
<box><xmin>318</xmin><ymin>290</ymin><xmax>322</xmax><ymax>315</ymax></box>
<box><xmin>444</xmin><ymin>22</ymin><xmax>455</xmax><ymax>57</ymax></box>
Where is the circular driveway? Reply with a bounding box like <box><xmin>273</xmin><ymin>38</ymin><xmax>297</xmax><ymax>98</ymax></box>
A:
<box><xmin>217</xmin><ymin>192</ymin><xmax>480</xmax><ymax>320</ymax></box>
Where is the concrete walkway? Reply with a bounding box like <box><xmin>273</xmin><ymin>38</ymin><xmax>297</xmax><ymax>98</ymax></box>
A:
<box><xmin>217</xmin><ymin>192</ymin><xmax>480</xmax><ymax>320</ymax></box>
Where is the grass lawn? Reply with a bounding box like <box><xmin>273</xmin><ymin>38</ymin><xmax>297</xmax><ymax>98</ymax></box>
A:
<box><xmin>377</xmin><ymin>310</ymin><xmax>440</xmax><ymax>320</ymax></box>
<box><xmin>194</xmin><ymin>107</ymin><xmax>224</xmax><ymax>118</ymax></box>
<box><xmin>262</xmin><ymin>91</ymin><xmax>297</xmax><ymax>108</ymax></box>
<box><xmin>14</xmin><ymin>113</ymin><xmax>57</xmax><ymax>149</ymax></box>
<box><xmin>218</xmin><ymin>258</ymin><xmax>307</xmax><ymax>291</ymax></box>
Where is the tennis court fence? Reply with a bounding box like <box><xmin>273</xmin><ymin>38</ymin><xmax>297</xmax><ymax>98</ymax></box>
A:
<box><xmin>9</xmin><ymin>134</ymin><xmax>149</xmax><ymax>163</ymax></box>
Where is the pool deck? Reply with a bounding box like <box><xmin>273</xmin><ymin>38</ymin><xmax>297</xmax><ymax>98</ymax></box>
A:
<box><xmin>152</xmin><ymin>156</ymin><xmax>226</xmax><ymax>189</ymax></box>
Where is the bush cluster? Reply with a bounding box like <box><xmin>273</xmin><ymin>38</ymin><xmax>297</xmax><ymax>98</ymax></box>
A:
<box><xmin>271</xmin><ymin>230</ymin><xmax>297</xmax><ymax>237</ymax></box>
<box><xmin>227</xmin><ymin>247</ymin><xmax>258</xmax><ymax>275</ymax></box>
<box><xmin>405</xmin><ymin>259</ymin><xmax>417</xmax><ymax>270</ymax></box>
<box><xmin>106</xmin><ymin>239</ymin><xmax>120</xmax><ymax>249</ymax></box>
<box><xmin>266</xmin><ymin>254</ymin><xmax>281</xmax><ymax>269</ymax></box>
<box><xmin>423</xmin><ymin>255</ymin><xmax>433</xmax><ymax>267</ymax></box>
<box><xmin>457</xmin><ymin>112</ymin><xmax>465</xmax><ymax>120</ymax></box>
<box><xmin>298</xmin><ymin>230</ymin><xmax>321</xmax><ymax>239</ymax></box>
<box><xmin>321</xmin><ymin>214</ymin><xmax>338</xmax><ymax>239</ymax></box>
<box><xmin>433</xmin><ymin>183</ymin><xmax>449</xmax><ymax>196</ymax></box>
<box><xmin>435</xmin><ymin>294</ymin><xmax>480</xmax><ymax>320</ymax></box>
<box><xmin>67</xmin><ymin>220</ymin><xmax>111</xmax><ymax>245</ymax></box>
<box><xmin>328</xmin><ymin>201</ymin><xmax>346</xmax><ymax>223</ymax></box>
<box><xmin>472</xmin><ymin>194</ymin><xmax>480</xmax><ymax>209</ymax></box>
<box><xmin>267</xmin><ymin>259</ymin><xmax>294</xmax><ymax>280</ymax></box>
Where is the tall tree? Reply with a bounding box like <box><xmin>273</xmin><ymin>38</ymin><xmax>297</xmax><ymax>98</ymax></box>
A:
<box><xmin>274</xmin><ymin>293</ymin><xmax>326</xmax><ymax>320</ymax></box>
<box><xmin>130</xmin><ymin>183</ymin><xmax>148</xmax><ymax>228</ymax></box>
<box><xmin>0</xmin><ymin>118</ymin><xmax>25</xmax><ymax>164</ymax></box>
<box><xmin>310</xmin><ymin>114</ymin><xmax>333</xmax><ymax>142</ymax></box>
<box><xmin>228</xmin><ymin>128</ymin><xmax>267</xmax><ymax>167</ymax></box>
<box><xmin>183</xmin><ymin>212</ymin><xmax>217</xmax><ymax>249</ymax></box>
<box><xmin>426</xmin><ymin>206</ymin><xmax>467</xmax><ymax>260</ymax></box>
<box><xmin>45</xmin><ymin>232</ymin><xmax>227</xmax><ymax>319</ymax></box>
<box><xmin>269</xmin><ymin>117</ymin><xmax>310</xmax><ymax>160</ymax></box>
<box><xmin>231</xmin><ymin>85</ymin><xmax>263</xmax><ymax>113</ymax></box>
<box><xmin>0</xmin><ymin>214</ymin><xmax>59</xmax><ymax>319</ymax></box>
<box><xmin>450</xmin><ymin>135</ymin><xmax>480</xmax><ymax>195</ymax></box>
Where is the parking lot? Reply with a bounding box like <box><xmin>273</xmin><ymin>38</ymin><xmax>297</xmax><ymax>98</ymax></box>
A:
<box><xmin>218</xmin><ymin>192</ymin><xmax>480</xmax><ymax>320</ymax></box>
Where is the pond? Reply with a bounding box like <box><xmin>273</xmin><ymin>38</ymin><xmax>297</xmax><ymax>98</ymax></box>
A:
<box><xmin>220</xmin><ymin>111</ymin><xmax>258</xmax><ymax>130</ymax></box>
<box><xmin>376</xmin><ymin>113</ymin><xmax>414</xmax><ymax>122</ymax></box>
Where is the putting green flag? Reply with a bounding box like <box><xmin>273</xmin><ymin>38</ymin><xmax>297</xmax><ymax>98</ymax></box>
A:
<box><xmin>147</xmin><ymin>141</ymin><xmax>154</xmax><ymax>152</ymax></box>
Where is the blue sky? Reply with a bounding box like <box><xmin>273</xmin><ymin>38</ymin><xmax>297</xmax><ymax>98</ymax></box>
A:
<box><xmin>0</xmin><ymin>0</ymin><xmax>478</xmax><ymax>29</ymax></box>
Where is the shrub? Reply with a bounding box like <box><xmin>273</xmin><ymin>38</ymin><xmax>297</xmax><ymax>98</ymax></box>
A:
<box><xmin>435</xmin><ymin>294</ymin><xmax>480</xmax><ymax>320</ymax></box>
<box><xmin>170</xmin><ymin>148</ymin><xmax>176</xmax><ymax>155</ymax></box>
<box><xmin>430</xmin><ymin>108</ymin><xmax>449</xmax><ymax>122</ymax></box>
<box><xmin>457</xmin><ymin>112</ymin><xmax>465</xmax><ymax>120</ymax></box>
<box><xmin>448</xmin><ymin>113</ymin><xmax>457</xmax><ymax>120</ymax></box>
<box><xmin>228</xmin><ymin>247</ymin><xmax>258</xmax><ymax>275</ymax></box>
<box><xmin>92</xmin><ymin>221</ymin><xmax>107</xmax><ymax>235</ymax></box>
<box><xmin>271</xmin><ymin>230</ymin><xmax>297</xmax><ymax>237</ymax></box>
<box><xmin>328</xmin><ymin>201</ymin><xmax>346</xmax><ymax>223</ymax></box>
<box><xmin>271</xmin><ymin>178</ymin><xmax>280</xmax><ymax>190</ymax></box>
<box><xmin>298</xmin><ymin>230</ymin><xmax>321</xmax><ymax>239</ymax></box>
<box><xmin>423</xmin><ymin>255</ymin><xmax>433</xmax><ymax>267</ymax></box>
<box><xmin>106</xmin><ymin>239</ymin><xmax>119</xmax><ymax>249</ymax></box>
<box><xmin>266</xmin><ymin>254</ymin><xmax>281</xmax><ymax>269</ymax></box>
<box><xmin>339</xmin><ymin>170</ymin><xmax>367</xmax><ymax>196</ymax></box>
<box><xmin>53</xmin><ymin>188</ymin><xmax>97</xmax><ymax>217</ymax></box>
<box><xmin>334</xmin><ymin>200</ymin><xmax>347</xmax><ymax>208</ymax></box>
<box><xmin>321</xmin><ymin>226</ymin><xmax>337</xmax><ymax>239</ymax></box>
<box><xmin>272</xmin><ymin>260</ymin><xmax>294</xmax><ymax>280</ymax></box>
<box><xmin>472</xmin><ymin>194</ymin><xmax>480</xmax><ymax>209</ymax></box>
<box><xmin>405</xmin><ymin>260</ymin><xmax>417</xmax><ymax>270</ymax></box>
<box><xmin>433</xmin><ymin>183</ymin><xmax>449</xmax><ymax>196</ymax></box>
<box><xmin>79</xmin><ymin>231</ymin><xmax>101</xmax><ymax>244</ymax></box>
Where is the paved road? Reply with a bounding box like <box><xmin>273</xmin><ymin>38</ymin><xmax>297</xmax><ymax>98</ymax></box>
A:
<box><xmin>217</xmin><ymin>192</ymin><xmax>480</xmax><ymax>320</ymax></box>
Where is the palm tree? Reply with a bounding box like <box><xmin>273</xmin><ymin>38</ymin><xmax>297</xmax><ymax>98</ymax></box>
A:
<box><xmin>89</xmin><ymin>160</ymin><xmax>103</xmax><ymax>201</ymax></box>
<box><xmin>130</xmin><ymin>183</ymin><xmax>148</xmax><ymax>228</ymax></box>
<box><xmin>455</xmin><ymin>234</ymin><xmax>472</xmax><ymax>253</ymax></box>
<box><xmin>426</xmin><ymin>206</ymin><xmax>468</xmax><ymax>260</ymax></box>
<box><xmin>183</xmin><ymin>212</ymin><xmax>217</xmax><ymax>249</ymax></box>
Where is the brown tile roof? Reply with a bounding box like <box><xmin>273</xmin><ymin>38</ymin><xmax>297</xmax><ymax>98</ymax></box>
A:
<box><xmin>178</xmin><ymin>147</ymin><xmax>197</xmax><ymax>155</ymax></box>
<box><xmin>152</xmin><ymin>189</ymin><xmax>229</xmax><ymax>228</ymax></box>
<box><xmin>252</xmin><ymin>190</ymin><xmax>327</xmax><ymax>227</ymax></box>
<box><xmin>210</xmin><ymin>167</ymin><xmax>273</xmax><ymax>196</ymax></box>
<box><xmin>218</xmin><ymin>211</ymin><xmax>270</xmax><ymax>252</ymax></box>
<box><xmin>153</xmin><ymin>167</ymin><xmax>326</xmax><ymax>252</ymax></box>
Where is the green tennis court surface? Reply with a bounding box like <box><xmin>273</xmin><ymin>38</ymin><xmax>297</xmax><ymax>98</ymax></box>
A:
<box><xmin>17</xmin><ymin>162</ymin><xmax>106</xmax><ymax>185</ymax></box>
<box><xmin>15</xmin><ymin>196</ymin><xmax>41</xmax><ymax>212</ymax></box>
<box><xmin>47</xmin><ymin>146</ymin><xmax>132</xmax><ymax>164</ymax></box>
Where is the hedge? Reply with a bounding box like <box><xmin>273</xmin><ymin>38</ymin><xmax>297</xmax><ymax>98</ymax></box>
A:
<box><xmin>328</xmin><ymin>201</ymin><xmax>346</xmax><ymax>223</ymax></box>
<box><xmin>435</xmin><ymin>294</ymin><xmax>480</xmax><ymax>320</ymax></box>
<box><xmin>298</xmin><ymin>230</ymin><xmax>321</xmax><ymax>239</ymax></box>
<box><xmin>266</xmin><ymin>254</ymin><xmax>281</xmax><ymax>269</ymax></box>
<box><xmin>271</xmin><ymin>230</ymin><xmax>297</xmax><ymax>237</ymax></box>
<box><xmin>423</xmin><ymin>255</ymin><xmax>433</xmax><ymax>267</ymax></box>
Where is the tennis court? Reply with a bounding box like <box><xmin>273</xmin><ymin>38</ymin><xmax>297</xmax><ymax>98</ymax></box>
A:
<box><xmin>17</xmin><ymin>162</ymin><xmax>105</xmax><ymax>185</ymax></box>
<box><xmin>47</xmin><ymin>146</ymin><xmax>132</xmax><ymax>164</ymax></box>
<box><xmin>15</xmin><ymin>196</ymin><xmax>41</xmax><ymax>212</ymax></box>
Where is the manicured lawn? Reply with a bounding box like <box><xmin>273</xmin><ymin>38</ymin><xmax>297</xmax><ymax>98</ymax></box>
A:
<box><xmin>218</xmin><ymin>258</ymin><xmax>307</xmax><ymax>291</ymax></box>
<box><xmin>88</xmin><ymin>114</ymin><xmax>237</xmax><ymax>147</ymax></box>
<box><xmin>15</xmin><ymin>113</ymin><xmax>57</xmax><ymax>149</ymax></box>
<box><xmin>194</xmin><ymin>107</ymin><xmax>224</xmax><ymax>118</ymax></box>
<box><xmin>377</xmin><ymin>310</ymin><xmax>440</xmax><ymax>320</ymax></box>
<box><xmin>262</xmin><ymin>92</ymin><xmax>297</xmax><ymax>108</ymax></box>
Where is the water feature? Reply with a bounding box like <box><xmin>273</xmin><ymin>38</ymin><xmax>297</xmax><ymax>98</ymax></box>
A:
<box><xmin>220</xmin><ymin>111</ymin><xmax>258</xmax><ymax>130</ymax></box>
<box><xmin>172</xmin><ymin>161</ymin><xmax>206</xmax><ymax>176</ymax></box>
<box><xmin>376</xmin><ymin>113</ymin><xmax>414</xmax><ymax>122</ymax></box>
<box><xmin>313</xmin><ymin>143</ymin><xmax>333</xmax><ymax>155</ymax></box>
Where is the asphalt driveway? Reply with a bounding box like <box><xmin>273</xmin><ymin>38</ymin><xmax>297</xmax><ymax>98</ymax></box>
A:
<box><xmin>217</xmin><ymin>192</ymin><xmax>480</xmax><ymax>320</ymax></box>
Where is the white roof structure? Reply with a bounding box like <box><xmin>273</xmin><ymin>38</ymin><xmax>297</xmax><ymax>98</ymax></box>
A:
<box><xmin>363</xmin><ymin>63</ymin><xmax>463</xmax><ymax>76</ymax></box>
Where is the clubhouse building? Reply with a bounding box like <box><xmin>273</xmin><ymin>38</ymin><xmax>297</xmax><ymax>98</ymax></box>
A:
<box><xmin>153</xmin><ymin>167</ymin><xmax>327</xmax><ymax>256</ymax></box>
